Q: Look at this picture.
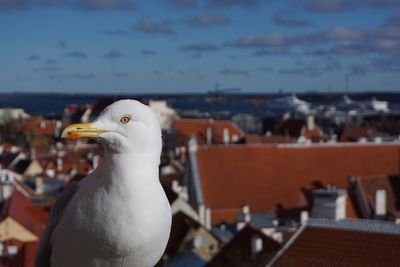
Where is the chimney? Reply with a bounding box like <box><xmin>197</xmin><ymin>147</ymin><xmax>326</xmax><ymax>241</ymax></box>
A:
<box><xmin>306</xmin><ymin>114</ymin><xmax>315</xmax><ymax>131</ymax></box>
<box><xmin>222</xmin><ymin>128</ymin><xmax>230</xmax><ymax>144</ymax></box>
<box><xmin>172</xmin><ymin>180</ymin><xmax>181</xmax><ymax>193</ymax></box>
<box><xmin>57</xmin><ymin>158</ymin><xmax>63</xmax><ymax>172</ymax></box>
<box><xmin>0</xmin><ymin>184</ymin><xmax>13</xmax><ymax>203</ymax></box>
<box><xmin>206</xmin><ymin>127</ymin><xmax>213</xmax><ymax>144</ymax></box>
<box><xmin>35</xmin><ymin>177</ymin><xmax>44</xmax><ymax>195</ymax></box>
<box><xmin>54</xmin><ymin>121</ymin><xmax>62</xmax><ymax>137</ymax></box>
<box><xmin>188</xmin><ymin>137</ymin><xmax>198</xmax><ymax>153</ymax></box>
<box><xmin>311</xmin><ymin>187</ymin><xmax>347</xmax><ymax>220</ymax></box>
<box><xmin>375</xmin><ymin>189</ymin><xmax>387</xmax><ymax>219</ymax></box>
<box><xmin>198</xmin><ymin>204</ymin><xmax>205</xmax><ymax>226</ymax></box>
<box><xmin>232</xmin><ymin>134</ymin><xmax>239</xmax><ymax>143</ymax></box>
<box><xmin>300</xmin><ymin>210</ymin><xmax>309</xmax><ymax>224</ymax></box>
<box><xmin>237</xmin><ymin>222</ymin><xmax>246</xmax><ymax>231</ymax></box>
<box><xmin>205</xmin><ymin>208</ymin><xmax>211</xmax><ymax>230</ymax></box>
<box><xmin>242</xmin><ymin>204</ymin><xmax>251</xmax><ymax>223</ymax></box>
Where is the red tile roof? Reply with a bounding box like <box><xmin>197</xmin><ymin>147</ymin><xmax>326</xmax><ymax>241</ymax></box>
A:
<box><xmin>340</xmin><ymin>126</ymin><xmax>376</xmax><ymax>142</ymax></box>
<box><xmin>245</xmin><ymin>134</ymin><xmax>293</xmax><ymax>144</ymax></box>
<box><xmin>271</xmin><ymin>219</ymin><xmax>400</xmax><ymax>266</ymax></box>
<box><xmin>174</xmin><ymin>119</ymin><xmax>243</xmax><ymax>145</ymax></box>
<box><xmin>2</xmin><ymin>189</ymin><xmax>48</xmax><ymax>238</ymax></box>
<box><xmin>302</xmin><ymin>127</ymin><xmax>327</xmax><ymax>142</ymax></box>
<box><xmin>195</xmin><ymin>144</ymin><xmax>400</xmax><ymax>223</ymax></box>
<box><xmin>20</xmin><ymin>117</ymin><xmax>56</xmax><ymax>136</ymax></box>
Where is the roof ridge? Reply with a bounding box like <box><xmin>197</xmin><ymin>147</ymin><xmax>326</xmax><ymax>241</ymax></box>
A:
<box><xmin>307</xmin><ymin>218</ymin><xmax>400</xmax><ymax>235</ymax></box>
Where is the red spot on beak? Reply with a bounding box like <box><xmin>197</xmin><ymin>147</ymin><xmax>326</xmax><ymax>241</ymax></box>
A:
<box><xmin>69</xmin><ymin>132</ymin><xmax>78</xmax><ymax>140</ymax></box>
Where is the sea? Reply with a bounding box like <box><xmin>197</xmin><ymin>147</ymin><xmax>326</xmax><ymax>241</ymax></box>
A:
<box><xmin>0</xmin><ymin>92</ymin><xmax>400</xmax><ymax>119</ymax></box>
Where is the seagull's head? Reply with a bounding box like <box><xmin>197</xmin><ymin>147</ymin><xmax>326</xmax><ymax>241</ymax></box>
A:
<box><xmin>61</xmin><ymin>99</ymin><xmax>162</xmax><ymax>155</ymax></box>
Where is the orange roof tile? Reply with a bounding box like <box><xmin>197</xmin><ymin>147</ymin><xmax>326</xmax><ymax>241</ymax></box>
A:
<box><xmin>340</xmin><ymin>126</ymin><xmax>376</xmax><ymax>142</ymax></box>
<box><xmin>272</xmin><ymin>219</ymin><xmax>400</xmax><ymax>266</ymax></box>
<box><xmin>245</xmin><ymin>134</ymin><xmax>293</xmax><ymax>144</ymax></box>
<box><xmin>174</xmin><ymin>118</ymin><xmax>243</xmax><ymax>145</ymax></box>
<box><xmin>195</xmin><ymin>144</ymin><xmax>400</xmax><ymax>223</ymax></box>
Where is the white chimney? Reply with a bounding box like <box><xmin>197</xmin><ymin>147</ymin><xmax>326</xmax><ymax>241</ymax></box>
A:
<box><xmin>198</xmin><ymin>204</ymin><xmax>205</xmax><ymax>226</ymax></box>
<box><xmin>35</xmin><ymin>177</ymin><xmax>44</xmax><ymax>195</ymax></box>
<box><xmin>188</xmin><ymin>137</ymin><xmax>198</xmax><ymax>153</ymax></box>
<box><xmin>222</xmin><ymin>128</ymin><xmax>230</xmax><ymax>144</ymax></box>
<box><xmin>237</xmin><ymin>222</ymin><xmax>246</xmax><ymax>231</ymax></box>
<box><xmin>206</xmin><ymin>127</ymin><xmax>213</xmax><ymax>144</ymax></box>
<box><xmin>172</xmin><ymin>180</ymin><xmax>181</xmax><ymax>193</ymax></box>
<box><xmin>205</xmin><ymin>208</ymin><xmax>211</xmax><ymax>230</ymax></box>
<box><xmin>242</xmin><ymin>204</ymin><xmax>251</xmax><ymax>223</ymax></box>
<box><xmin>0</xmin><ymin>184</ymin><xmax>13</xmax><ymax>203</ymax></box>
<box><xmin>300</xmin><ymin>210</ymin><xmax>309</xmax><ymax>224</ymax></box>
<box><xmin>375</xmin><ymin>189</ymin><xmax>387</xmax><ymax>217</ymax></box>
<box><xmin>57</xmin><ymin>158</ymin><xmax>63</xmax><ymax>172</ymax></box>
<box><xmin>232</xmin><ymin>134</ymin><xmax>239</xmax><ymax>143</ymax></box>
<box><xmin>306</xmin><ymin>114</ymin><xmax>315</xmax><ymax>131</ymax></box>
<box><xmin>251</xmin><ymin>236</ymin><xmax>263</xmax><ymax>255</ymax></box>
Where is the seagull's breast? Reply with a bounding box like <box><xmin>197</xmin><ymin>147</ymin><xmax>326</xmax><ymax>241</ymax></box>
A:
<box><xmin>51</xmin><ymin>169</ymin><xmax>171</xmax><ymax>267</ymax></box>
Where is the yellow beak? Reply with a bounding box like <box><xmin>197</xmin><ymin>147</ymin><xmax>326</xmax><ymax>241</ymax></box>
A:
<box><xmin>61</xmin><ymin>122</ymin><xmax>108</xmax><ymax>140</ymax></box>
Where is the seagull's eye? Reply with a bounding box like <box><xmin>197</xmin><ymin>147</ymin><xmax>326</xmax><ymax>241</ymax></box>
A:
<box><xmin>120</xmin><ymin>116</ymin><xmax>131</xmax><ymax>124</ymax></box>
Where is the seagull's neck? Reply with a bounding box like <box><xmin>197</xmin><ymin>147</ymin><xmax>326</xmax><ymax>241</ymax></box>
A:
<box><xmin>96</xmin><ymin>150</ymin><xmax>161</xmax><ymax>185</ymax></box>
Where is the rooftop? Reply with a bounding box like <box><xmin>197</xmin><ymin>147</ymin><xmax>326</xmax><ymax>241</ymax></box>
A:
<box><xmin>194</xmin><ymin>143</ymin><xmax>400</xmax><ymax>223</ymax></box>
<box><xmin>269</xmin><ymin>218</ymin><xmax>400</xmax><ymax>266</ymax></box>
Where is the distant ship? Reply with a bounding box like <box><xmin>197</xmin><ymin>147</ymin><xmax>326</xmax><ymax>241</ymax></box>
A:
<box><xmin>335</xmin><ymin>95</ymin><xmax>389</xmax><ymax>114</ymax></box>
<box><xmin>264</xmin><ymin>95</ymin><xmax>311</xmax><ymax>116</ymax></box>
<box><xmin>366</xmin><ymin>97</ymin><xmax>389</xmax><ymax>113</ymax></box>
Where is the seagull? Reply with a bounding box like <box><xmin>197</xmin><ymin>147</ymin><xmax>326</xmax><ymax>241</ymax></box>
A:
<box><xmin>35</xmin><ymin>99</ymin><xmax>172</xmax><ymax>267</ymax></box>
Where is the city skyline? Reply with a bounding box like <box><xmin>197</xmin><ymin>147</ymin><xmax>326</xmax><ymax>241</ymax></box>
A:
<box><xmin>1</xmin><ymin>0</ymin><xmax>400</xmax><ymax>93</ymax></box>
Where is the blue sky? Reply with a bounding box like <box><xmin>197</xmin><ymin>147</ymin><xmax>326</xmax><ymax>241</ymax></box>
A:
<box><xmin>1</xmin><ymin>0</ymin><xmax>400</xmax><ymax>93</ymax></box>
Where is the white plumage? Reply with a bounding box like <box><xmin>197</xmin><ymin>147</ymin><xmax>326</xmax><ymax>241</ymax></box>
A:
<box><xmin>36</xmin><ymin>99</ymin><xmax>172</xmax><ymax>267</ymax></box>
